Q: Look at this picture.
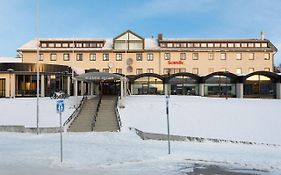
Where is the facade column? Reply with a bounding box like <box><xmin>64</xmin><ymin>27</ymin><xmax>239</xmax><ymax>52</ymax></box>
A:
<box><xmin>80</xmin><ymin>81</ymin><xmax>84</xmax><ymax>96</ymax></box>
<box><xmin>276</xmin><ymin>83</ymin><xmax>281</xmax><ymax>99</ymax></box>
<box><xmin>236</xmin><ymin>83</ymin><xmax>244</xmax><ymax>98</ymax></box>
<box><xmin>90</xmin><ymin>82</ymin><xmax>94</xmax><ymax>96</ymax></box>
<box><xmin>74</xmin><ymin>79</ymin><xmax>78</xmax><ymax>97</ymax></box>
<box><xmin>199</xmin><ymin>83</ymin><xmax>204</xmax><ymax>97</ymax></box>
<box><xmin>40</xmin><ymin>74</ymin><xmax>45</xmax><ymax>97</ymax></box>
<box><xmin>67</xmin><ymin>76</ymin><xmax>71</xmax><ymax>96</ymax></box>
<box><xmin>95</xmin><ymin>83</ymin><xmax>100</xmax><ymax>96</ymax></box>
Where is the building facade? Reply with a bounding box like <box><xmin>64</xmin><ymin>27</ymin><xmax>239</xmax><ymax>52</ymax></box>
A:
<box><xmin>17</xmin><ymin>30</ymin><xmax>277</xmax><ymax>76</ymax></box>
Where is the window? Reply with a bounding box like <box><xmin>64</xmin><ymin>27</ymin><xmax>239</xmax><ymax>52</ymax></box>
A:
<box><xmin>90</xmin><ymin>53</ymin><xmax>96</xmax><ymax>61</ymax></box>
<box><xmin>49</xmin><ymin>43</ymin><xmax>55</xmax><ymax>48</ymax></box>
<box><xmin>255</xmin><ymin>43</ymin><xmax>261</xmax><ymax>47</ymax></box>
<box><xmin>201</xmin><ymin>43</ymin><xmax>207</xmax><ymax>47</ymax></box>
<box><xmin>264</xmin><ymin>53</ymin><xmax>270</xmax><ymax>60</ymax></box>
<box><xmin>180</xmin><ymin>53</ymin><xmax>186</xmax><ymax>60</ymax></box>
<box><xmin>76</xmin><ymin>53</ymin><xmax>83</xmax><ymax>61</ymax></box>
<box><xmin>55</xmin><ymin>43</ymin><xmax>61</xmax><ymax>47</ymax></box>
<box><xmin>50</xmin><ymin>53</ymin><xmax>57</xmax><ymax>61</ymax></box>
<box><xmin>116</xmin><ymin>53</ymin><xmax>122</xmax><ymax>61</ymax></box>
<box><xmin>249</xmin><ymin>53</ymin><xmax>254</xmax><ymax>60</ymax></box>
<box><xmin>83</xmin><ymin>43</ymin><xmax>89</xmax><ymax>48</ymax></box>
<box><xmin>248</xmin><ymin>43</ymin><xmax>254</xmax><ymax>47</ymax></box>
<box><xmin>116</xmin><ymin>68</ymin><xmax>122</xmax><ymax>74</ymax></box>
<box><xmin>192</xmin><ymin>68</ymin><xmax>199</xmax><ymax>75</ymax></box>
<box><xmin>236</xmin><ymin>53</ymin><xmax>242</xmax><ymax>60</ymax></box>
<box><xmin>235</xmin><ymin>43</ymin><xmax>241</xmax><ymax>47</ymax></box>
<box><xmin>174</xmin><ymin>43</ymin><xmax>180</xmax><ymax>47</ymax></box>
<box><xmin>62</xmin><ymin>43</ymin><xmax>68</xmax><ymax>47</ymax></box>
<box><xmin>179</xmin><ymin>68</ymin><xmax>186</xmax><ymax>72</ymax></box>
<box><xmin>89</xmin><ymin>43</ymin><xmax>97</xmax><ymax>48</ymax></box>
<box><xmin>241</xmin><ymin>43</ymin><xmax>247</xmax><ymax>47</ymax></box>
<box><xmin>136</xmin><ymin>53</ymin><xmax>143</xmax><ymax>61</ymax></box>
<box><xmin>97</xmin><ymin>43</ymin><xmax>103</xmax><ymax>47</ymax></box>
<box><xmin>187</xmin><ymin>43</ymin><xmax>194</xmax><ymax>47</ymax></box>
<box><xmin>221</xmin><ymin>43</ymin><xmax>227</xmax><ymax>47</ymax></box>
<box><xmin>180</xmin><ymin>43</ymin><xmax>187</xmax><ymax>47</ymax></box>
<box><xmin>39</xmin><ymin>53</ymin><xmax>44</xmax><ymax>61</ymax></box>
<box><xmin>63</xmin><ymin>53</ymin><xmax>70</xmax><ymax>61</ymax></box>
<box><xmin>220</xmin><ymin>53</ymin><xmax>226</xmax><ymax>60</ymax></box>
<box><xmin>207</xmin><ymin>43</ymin><xmax>214</xmax><ymax>47</ymax></box>
<box><xmin>192</xmin><ymin>53</ymin><xmax>199</xmax><ymax>60</ymax></box>
<box><xmin>228</xmin><ymin>43</ymin><xmax>234</xmax><ymax>47</ymax></box>
<box><xmin>164</xmin><ymin>53</ymin><xmax>171</xmax><ymax>60</ymax></box>
<box><xmin>249</xmin><ymin>68</ymin><xmax>254</xmax><ymax>73</ymax></box>
<box><xmin>236</xmin><ymin>68</ymin><xmax>242</xmax><ymax>74</ymax></box>
<box><xmin>41</xmin><ymin>43</ymin><xmax>47</xmax><ymax>48</ymax></box>
<box><xmin>103</xmin><ymin>53</ymin><xmax>109</xmax><ymax>61</ymax></box>
<box><xmin>220</xmin><ymin>68</ymin><xmax>227</xmax><ymax>72</ymax></box>
<box><xmin>214</xmin><ymin>43</ymin><xmax>220</xmax><ymax>47</ymax></box>
<box><xmin>136</xmin><ymin>68</ymin><xmax>143</xmax><ymax>74</ymax></box>
<box><xmin>103</xmin><ymin>68</ymin><xmax>109</xmax><ymax>73</ymax></box>
<box><xmin>208</xmin><ymin>68</ymin><xmax>214</xmax><ymax>73</ymax></box>
<box><xmin>147</xmin><ymin>68</ymin><xmax>154</xmax><ymax>73</ymax></box>
<box><xmin>194</xmin><ymin>43</ymin><xmax>200</xmax><ymax>47</ymax></box>
<box><xmin>264</xmin><ymin>67</ymin><xmax>270</xmax><ymax>71</ymax></box>
<box><xmin>261</xmin><ymin>43</ymin><xmax>268</xmax><ymax>47</ymax></box>
<box><xmin>163</xmin><ymin>68</ymin><xmax>170</xmax><ymax>74</ymax></box>
<box><xmin>69</xmin><ymin>43</ymin><xmax>74</xmax><ymax>48</ymax></box>
<box><xmin>167</xmin><ymin>43</ymin><xmax>173</xmax><ymax>47</ymax></box>
<box><xmin>147</xmin><ymin>53</ymin><xmax>153</xmax><ymax>61</ymax></box>
<box><xmin>160</xmin><ymin>43</ymin><xmax>167</xmax><ymax>47</ymax></box>
<box><xmin>76</xmin><ymin>43</ymin><xmax>82</xmax><ymax>48</ymax></box>
<box><xmin>208</xmin><ymin>53</ymin><xmax>214</xmax><ymax>60</ymax></box>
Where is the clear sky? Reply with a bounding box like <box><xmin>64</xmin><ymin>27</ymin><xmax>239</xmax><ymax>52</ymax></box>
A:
<box><xmin>1</xmin><ymin>0</ymin><xmax>281</xmax><ymax>64</ymax></box>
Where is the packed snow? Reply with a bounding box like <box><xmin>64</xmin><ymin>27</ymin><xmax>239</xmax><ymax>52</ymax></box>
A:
<box><xmin>0</xmin><ymin>132</ymin><xmax>280</xmax><ymax>175</ymax></box>
<box><xmin>119</xmin><ymin>95</ymin><xmax>281</xmax><ymax>145</ymax></box>
<box><xmin>0</xmin><ymin>96</ymin><xmax>82</xmax><ymax>127</ymax></box>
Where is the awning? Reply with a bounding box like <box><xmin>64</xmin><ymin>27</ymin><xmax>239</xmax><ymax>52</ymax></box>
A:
<box><xmin>75</xmin><ymin>72</ymin><xmax>127</xmax><ymax>82</ymax></box>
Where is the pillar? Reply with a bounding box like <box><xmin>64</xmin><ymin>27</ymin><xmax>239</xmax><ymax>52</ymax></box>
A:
<box><xmin>90</xmin><ymin>82</ymin><xmax>94</xmax><ymax>96</ymax></box>
<box><xmin>80</xmin><ymin>81</ymin><xmax>84</xmax><ymax>96</ymax></box>
<box><xmin>95</xmin><ymin>84</ymin><xmax>100</xmax><ymax>95</ymax></box>
<box><xmin>67</xmin><ymin>76</ymin><xmax>71</xmax><ymax>96</ymax></box>
<box><xmin>74</xmin><ymin>79</ymin><xmax>78</xmax><ymax>97</ymax></box>
<box><xmin>276</xmin><ymin>83</ymin><xmax>281</xmax><ymax>99</ymax></box>
<box><xmin>124</xmin><ymin>79</ymin><xmax>127</xmax><ymax>96</ymax></box>
<box><xmin>199</xmin><ymin>83</ymin><xmax>204</xmax><ymax>96</ymax></box>
<box><xmin>40</xmin><ymin>74</ymin><xmax>45</xmax><ymax>97</ymax></box>
<box><xmin>120</xmin><ymin>78</ymin><xmax>124</xmax><ymax>99</ymax></box>
<box><xmin>236</xmin><ymin>83</ymin><xmax>244</xmax><ymax>98</ymax></box>
<box><xmin>164</xmin><ymin>84</ymin><xmax>170</xmax><ymax>96</ymax></box>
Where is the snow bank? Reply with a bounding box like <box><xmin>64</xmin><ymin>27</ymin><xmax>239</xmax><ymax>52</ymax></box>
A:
<box><xmin>119</xmin><ymin>95</ymin><xmax>281</xmax><ymax>145</ymax></box>
<box><xmin>0</xmin><ymin>96</ymin><xmax>82</xmax><ymax>127</ymax></box>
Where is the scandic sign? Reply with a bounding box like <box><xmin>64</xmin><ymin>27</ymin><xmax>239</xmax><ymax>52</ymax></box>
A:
<box><xmin>168</xmin><ymin>60</ymin><xmax>184</xmax><ymax>64</ymax></box>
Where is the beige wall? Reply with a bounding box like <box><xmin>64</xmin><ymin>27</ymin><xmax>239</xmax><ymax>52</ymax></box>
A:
<box><xmin>22</xmin><ymin>50</ymin><xmax>274</xmax><ymax>76</ymax></box>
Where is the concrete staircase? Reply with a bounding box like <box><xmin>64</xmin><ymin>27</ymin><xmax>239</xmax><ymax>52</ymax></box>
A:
<box><xmin>68</xmin><ymin>97</ymin><xmax>99</xmax><ymax>132</ymax></box>
<box><xmin>93</xmin><ymin>95</ymin><xmax>120</xmax><ymax>132</ymax></box>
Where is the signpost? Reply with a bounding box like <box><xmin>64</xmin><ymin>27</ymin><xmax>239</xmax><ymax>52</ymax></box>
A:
<box><xmin>56</xmin><ymin>100</ymin><xmax>64</xmax><ymax>162</ymax></box>
<box><xmin>166</xmin><ymin>96</ymin><xmax>171</xmax><ymax>154</ymax></box>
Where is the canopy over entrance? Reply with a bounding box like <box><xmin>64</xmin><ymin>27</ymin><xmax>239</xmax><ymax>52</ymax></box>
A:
<box><xmin>75</xmin><ymin>72</ymin><xmax>126</xmax><ymax>82</ymax></box>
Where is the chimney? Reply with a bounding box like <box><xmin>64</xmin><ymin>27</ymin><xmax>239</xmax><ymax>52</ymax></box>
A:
<box><xmin>260</xmin><ymin>31</ymin><xmax>264</xmax><ymax>40</ymax></box>
<box><xmin>158</xmin><ymin>33</ymin><xmax>163</xmax><ymax>41</ymax></box>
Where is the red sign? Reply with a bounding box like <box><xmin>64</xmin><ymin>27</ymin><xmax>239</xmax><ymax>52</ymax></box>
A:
<box><xmin>168</xmin><ymin>60</ymin><xmax>184</xmax><ymax>65</ymax></box>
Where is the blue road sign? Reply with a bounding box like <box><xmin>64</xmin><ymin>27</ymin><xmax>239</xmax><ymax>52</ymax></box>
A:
<box><xmin>56</xmin><ymin>100</ymin><xmax>64</xmax><ymax>113</ymax></box>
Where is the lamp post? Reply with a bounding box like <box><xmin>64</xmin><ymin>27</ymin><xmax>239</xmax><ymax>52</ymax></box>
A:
<box><xmin>36</xmin><ymin>0</ymin><xmax>40</xmax><ymax>135</ymax></box>
<box><xmin>7</xmin><ymin>69</ymin><xmax>14</xmax><ymax>98</ymax></box>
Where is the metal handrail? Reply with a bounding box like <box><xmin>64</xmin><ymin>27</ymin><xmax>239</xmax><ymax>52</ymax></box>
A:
<box><xmin>91</xmin><ymin>95</ymin><xmax>102</xmax><ymax>130</ymax></box>
<box><xmin>63</xmin><ymin>96</ymin><xmax>85</xmax><ymax>127</ymax></box>
<box><xmin>115</xmin><ymin>96</ymin><xmax>122</xmax><ymax>131</ymax></box>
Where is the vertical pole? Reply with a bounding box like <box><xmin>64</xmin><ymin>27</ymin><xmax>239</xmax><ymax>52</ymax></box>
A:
<box><xmin>60</xmin><ymin>110</ymin><xmax>63</xmax><ymax>162</ymax></box>
<box><xmin>36</xmin><ymin>0</ymin><xmax>40</xmax><ymax>135</ymax></box>
<box><xmin>166</xmin><ymin>95</ymin><xmax>171</xmax><ymax>154</ymax></box>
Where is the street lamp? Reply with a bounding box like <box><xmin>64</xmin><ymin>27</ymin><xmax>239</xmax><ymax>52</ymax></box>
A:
<box><xmin>7</xmin><ymin>69</ymin><xmax>14</xmax><ymax>98</ymax></box>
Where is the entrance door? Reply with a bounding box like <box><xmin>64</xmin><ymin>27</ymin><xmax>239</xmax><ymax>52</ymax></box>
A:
<box><xmin>101</xmin><ymin>82</ymin><xmax>120</xmax><ymax>95</ymax></box>
<box><xmin>0</xmin><ymin>78</ymin><xmax>6</xmax><ymax>97</ymax></box>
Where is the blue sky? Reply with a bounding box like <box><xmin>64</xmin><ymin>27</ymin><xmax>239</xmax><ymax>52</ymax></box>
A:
<box><xmin>1</xmin><ymin>0</ymin><xmax>281</xmax><ymax>64</ymax></box>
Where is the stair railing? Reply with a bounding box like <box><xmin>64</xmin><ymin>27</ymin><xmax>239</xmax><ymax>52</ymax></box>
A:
<box><xmin>115</xmin><ymin>96</ymin><xmax>122</xmax><ymax>131</ymax></box>
<box><xmin>63</xmin><ymin>96</ymin><xmax>86</xmax><ymax>131</ymax></box>
<box><xmin>91</xmin><ymin>94</ymin><xmax>102</xmax><ymax>130</ymax></box>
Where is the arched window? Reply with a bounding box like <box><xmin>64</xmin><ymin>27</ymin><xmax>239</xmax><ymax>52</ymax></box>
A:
<box><xmin>131</xmin><ymin>74</ymin><xmax>163</xmax><ymax>95</ymax></box>
<box><xmin>168</xmin><ymin>75</ymin><xmax>198</xmax><ymax>95</ymax></box>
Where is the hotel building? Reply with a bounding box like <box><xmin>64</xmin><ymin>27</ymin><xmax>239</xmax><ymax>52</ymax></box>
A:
<box><xmin>0</xmin><ymin>30</ymin><xmax>280</xmax><ymax>98</ymax></box>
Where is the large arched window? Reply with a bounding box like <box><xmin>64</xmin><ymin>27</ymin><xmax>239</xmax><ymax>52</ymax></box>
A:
<box><xmin>204</xmin><ymin>72</ymin><xmax>237</xmax><ymax>97</ymax></box>
<box><xmin>168</xmin><ymin>75</ymin><xmax>199</xmax><ymax>95</ymax></box>
<box><xmin>131</xmin><ymin>74</ymin><xmax>164</xmax><ymax>95</ymax></box>
<box><xmin>244</xmin><ymin>73</ymin><xmax>277</xmax><ymax>98</ymax></box>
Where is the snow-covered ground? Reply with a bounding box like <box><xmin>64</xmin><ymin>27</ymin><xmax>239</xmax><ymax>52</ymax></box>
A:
<box><xmin>0</xmin><ymin>96</ymin><xmax>82</xmax><ymax>127</ymax></box>
<box><xmin>0</xmin><ymin>132</ymin><xmax>280</xmax><ymax>175</ymax></box>
<box><xmin>120</xmin><ymin>95</ymin><xmax>281</xmax><ymax>145</ymax></box>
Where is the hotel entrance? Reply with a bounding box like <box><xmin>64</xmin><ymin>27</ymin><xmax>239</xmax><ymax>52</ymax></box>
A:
<box><xmin>101</xmin><ymin>81</ymin><xmax>120</xmax><ymax>95</ymax></box>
